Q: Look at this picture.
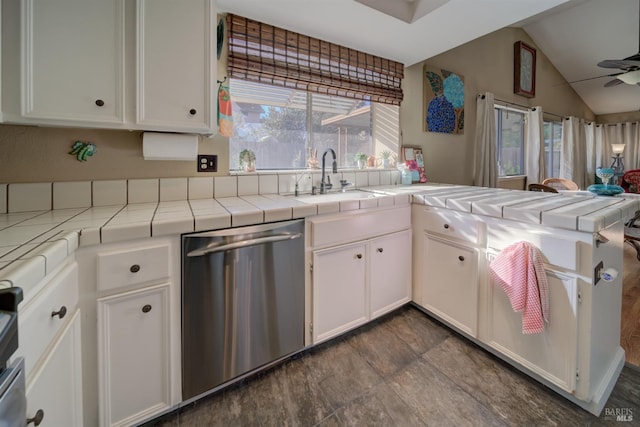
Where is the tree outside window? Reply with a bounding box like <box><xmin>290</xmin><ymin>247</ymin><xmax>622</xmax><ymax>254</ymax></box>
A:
<box><xmin>229</xmin><ymin>79</ymin><xmax>376</xmax><ymax>170</ymax></box>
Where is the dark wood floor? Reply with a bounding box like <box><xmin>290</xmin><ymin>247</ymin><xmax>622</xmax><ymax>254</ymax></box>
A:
<box><xmin>149</xmin><ymin>306</ymin><xmax>640</xmax><ymax>426</ymax></box>
<box><xmin>622</xmin><ymin>243</ymin><xmax>640</xmax><ymax>366</ymax></box>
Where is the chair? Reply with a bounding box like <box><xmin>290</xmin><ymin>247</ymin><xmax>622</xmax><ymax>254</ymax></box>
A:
<box><xmin>621</xmin><ymin>169</ymin><xmax>640</xmax><ymax>193</ymax></box>
<box><xmin>624</xmin><ymin>210</ymin><xmax>640</xmax><ymax>261</ymax></box>
<box><xmin>528</xmin><ymin>183</ymin><xmax>559</xmax><ymax>193</ymax></box>
<box><xmin>542</xmin><ymin>178</ymin><xmax>579</xmax><ymax>191</ymax></box>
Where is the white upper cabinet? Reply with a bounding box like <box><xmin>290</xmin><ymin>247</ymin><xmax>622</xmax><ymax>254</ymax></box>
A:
<box><xmin>21</xmin><ymin>0</ymin><xmax>125</xmax><ymax>124</ymax></box>
<box><xmin>1</xmin><ymin>0</ymin><xmax>216</xmax><ymax>132</ymax></box>
<box><xmin>136</xmin><ymin>0</ymin><xmax>215</xmax><ymax>133</ymax></box>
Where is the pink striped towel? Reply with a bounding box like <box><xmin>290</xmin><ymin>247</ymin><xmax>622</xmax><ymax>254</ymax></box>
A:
<box><xmin>489</xmin><ymin>241</ymin><xmax>549</xmax><ymax>334</ymax></box>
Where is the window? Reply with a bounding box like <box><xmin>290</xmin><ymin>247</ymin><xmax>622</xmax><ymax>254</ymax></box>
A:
<box><xmin>226</xmin><ymin>14</ymin><xmax>403</xmax><ymax>171</ymax></box>
<box><xmin>230</xmin><ymin>79</ymin><xmax>399</xmax><ymax>171</ymax></box>
<box><xmin>495</xmin><ymin>107</ymin><xmax>524</xmax><ymax>176</ymax></box>
<box><xmin>543</xmin><ymin>120</ymin><xmax>562</xmax><ymax>178</ymax></box>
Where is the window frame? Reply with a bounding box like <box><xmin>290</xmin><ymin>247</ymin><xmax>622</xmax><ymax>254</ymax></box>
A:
<box><xmin>228</xmin><ymin>78</ymin><xmax>399</xmax><ymax>172</ymax></box>
<box><xmin>494</xmin><ymin>106</ymin><xmax>525</xmax><ymax>177</ymax></box>
<box><xmin>543</xmin><ymin>119</ymin><xmax>562</xmax><ymax>178</ymax></box>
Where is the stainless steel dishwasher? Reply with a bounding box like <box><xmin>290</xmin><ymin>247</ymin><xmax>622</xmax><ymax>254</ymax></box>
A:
<box><xmin>181</xmin><ymin>219</ymin><xmax>305</xmax><ymax>400</ymax></box>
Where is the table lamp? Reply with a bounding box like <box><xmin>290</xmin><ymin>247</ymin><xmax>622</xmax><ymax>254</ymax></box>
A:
<box><xmin>610</xmin><ymin>143</ymin><xmax>625</xmax><ymax>176</ymax></box>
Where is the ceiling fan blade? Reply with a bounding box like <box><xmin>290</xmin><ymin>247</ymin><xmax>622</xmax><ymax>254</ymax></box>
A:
<box><xmin>604</xmin><ymin>78</ymin><xmax>624</xmax><ymax>87</ymax></box>
<box><xmin>567</xmin><ymin>73</ymin><xmax>623</xmax><ymax>84</ymax></box>
<box><xmin>597</xmin><ymin>59</ymin><xmax>640</xmax><ymax>69</ymax></box>
<box><xmin>624</xmin><ymin>52</ymin><xmax>640</xmax><ymax>62</ymax></box>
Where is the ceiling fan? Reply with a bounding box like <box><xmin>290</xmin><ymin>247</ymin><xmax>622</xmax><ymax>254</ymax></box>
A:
<box><xmin>596</xmin><ymin>0</ymin><xmax>640</xmax><ymax>86</ymax></box>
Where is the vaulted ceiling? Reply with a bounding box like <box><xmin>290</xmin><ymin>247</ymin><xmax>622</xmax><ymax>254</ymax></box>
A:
<box><xmin>217</xmin><ymin>0</ymin><xmax>640</xmax><ymax>116</ymax></box>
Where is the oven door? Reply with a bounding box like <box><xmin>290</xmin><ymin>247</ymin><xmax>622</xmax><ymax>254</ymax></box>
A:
<box><xmin>0</xmin><ymin>356</ymin><xmax>26</xmax><ymax>426</ymax></box>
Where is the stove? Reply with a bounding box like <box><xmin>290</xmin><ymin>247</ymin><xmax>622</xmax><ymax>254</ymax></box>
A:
<box><xmin>0</xmin><ymin>287</ymin><xmax>26</xmax><ymax>425</ymax></box>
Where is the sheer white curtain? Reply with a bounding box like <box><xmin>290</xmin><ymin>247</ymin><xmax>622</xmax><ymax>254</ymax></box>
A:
<box><xmin>560</xmin><ymin>116</ymin><xmax>587</xmax><ymax>189</ymax></box>
<box><xmin>525</xmin><ymin>107</ymin><xmax>544</xmax><ymax>186</ymax></box>
<box><xmin>625</xmin><ymin>122</ymin><xmax>640</xmax><ymax>170</ymax></box>
<box><xmin>473</xmin><ymin>93</ymin><xmax>497</xmax><ymax>187</ymax></box>
<box><xmin>593</xmin><ymin>122</ymin><xmax>640</xmax><ymax>173</ymax></box>
<box><xmin>584</xmin><ymin>122</ymin><xmax>596</xmax><ymax>187</ymax></box>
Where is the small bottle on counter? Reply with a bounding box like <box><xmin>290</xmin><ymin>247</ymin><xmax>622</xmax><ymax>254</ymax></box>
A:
<box><xmin>400</xmin><ymin>165</ymin><xmax>412</xmax><ymax>185</ymax></box>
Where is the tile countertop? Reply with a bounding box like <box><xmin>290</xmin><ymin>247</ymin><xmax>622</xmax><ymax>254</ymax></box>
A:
<box><xmin>1</xmin><ymin>183</ymin><xmax>639</xmax><ymax>301</ymax></box>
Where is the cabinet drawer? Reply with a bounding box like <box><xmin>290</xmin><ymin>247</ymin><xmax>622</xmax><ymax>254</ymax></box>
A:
<box><xmin>97</xmin><ymin>244</ymin><xmax>170</xmax><ymax>292</ymax></box>
<box><xmin>487</xmin><ymin>224</ymin><xmax>578</xmax><ymax>272</ymax></box>
<box><xmin>422</xmin><ymin>208</ymin><xmax>481</xmax><ymax>245</ymax></box>
<box><xmin>17</xmin><ymin>262</ymin><xmax>78</xmax><ymax>380</ymax></box>
<box><xmin>311</xmin><ymin>206</ymin><xmax>411</xmax><ymax>247</ymax></box>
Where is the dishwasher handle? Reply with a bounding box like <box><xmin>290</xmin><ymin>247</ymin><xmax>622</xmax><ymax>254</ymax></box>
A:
<box><xmin>187</xmin><ymin>233</ymin><xmax>303</xmax><ymax>257</ymax></box>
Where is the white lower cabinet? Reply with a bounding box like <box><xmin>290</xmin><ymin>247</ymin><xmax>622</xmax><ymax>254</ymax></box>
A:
<box><xmin>97</xmin><ymin>284</ymin><xmax>171</xmax><ymax>427</ymax></box>
<box><xmin>310</xmin><ymin>206</ymin><xmax>412</xmax><ymax>344</ymax></box>
<box><xmin>26</xmin><ymin>310</ymin><xmax>83</xmax><ymax>427</ymax></box>
<box><xmin>369</xmin><ymin>229</ymin><xmax>412</xmax><ymax>319</ymax></box>
<box><xmin>484</xmin><ymin>261</ymin><xmax>579</xmax><ymax>394</ymax></box>
<box><xmin>313</xmin><ymin>242</ymin><xmax>368</xmax><ymax>343</ymax></box>
<box><xmin>412</xmin><ymin>204</ymin><xmax>624</xmax><ymax>415</ymax></box>
<box><xmin>421</xmin><ymin>234</ymin><xmax>478</xmax><ymax>336</ymax></box>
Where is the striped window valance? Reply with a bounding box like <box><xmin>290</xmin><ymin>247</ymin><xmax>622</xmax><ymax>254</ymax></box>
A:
<box><xmin>226</xmin><ymin>14</ymin><xmax>404</xmax><ymax>106</ymax></box>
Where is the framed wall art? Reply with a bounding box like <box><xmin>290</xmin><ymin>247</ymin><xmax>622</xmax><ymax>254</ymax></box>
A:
<box><xmin>423</xmin><ymin>65</ymin><xmax>465</xmax><ymax>134</ymax></box>
<box><xmin>402</xmin><ymin>146</ymin><xmax>427</xmax><ymax>183</ymax></box>
<box><xmin>514</xmin><ymin>41</ymin><xmax>536</xmax><ymax>98</ymax></box>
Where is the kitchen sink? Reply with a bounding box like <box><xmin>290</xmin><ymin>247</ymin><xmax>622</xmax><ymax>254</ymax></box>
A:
<box><xmin>291</xmin><ymin>190</ymin><xmax>385</xmax><ymax>203</ymax></box>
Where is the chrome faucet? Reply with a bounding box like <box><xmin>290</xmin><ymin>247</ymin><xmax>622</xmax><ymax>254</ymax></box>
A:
<box><xmin>320</xmin><ymin>148</ymin><xmax>337</xmax><ymax>194</ymax></box>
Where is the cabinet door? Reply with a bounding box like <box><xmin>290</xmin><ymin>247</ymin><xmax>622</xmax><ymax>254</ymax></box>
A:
<box><xmin>312</xmin><ymin>242</ymin><xmax>367</xmax><ymax>343</ymax></box>
<box><xmin>22</xmin><ymin>0</ymin><xmax>124</xmax><ymax>123</ymax></box>
<box><xmin>136</xmin><ymin>0</ymin><xmax>214</xmax><ymax>133</ymax></box>
<box><xmin>485</xmin><ymin>263</ymin><xmax>579</xmax><ymax>394</ymax></box>
<box><xmin>369</xmin><ymin>230</ymin><xmax>412</xmax><ymax>319</ymax></box>
<box><xmin>98</xmin><ymin>284</ymin><xmax>171</xmax><ymax>427</ymax></box>
<box><xmin>26</xmin><ymin>310</ymin><xmax>83</xmax><ymax>427</ymax></box>
<box><xmin>421</xmin><ymin>234</ymin><xmax>478</xmax><ymax>336</ymax></box>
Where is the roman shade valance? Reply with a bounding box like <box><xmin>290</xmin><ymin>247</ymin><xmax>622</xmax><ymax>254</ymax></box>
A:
<box><xmin>226</xmin><ymin>14</ymin><xmax>404</xmax><ymax>106</ymax></box>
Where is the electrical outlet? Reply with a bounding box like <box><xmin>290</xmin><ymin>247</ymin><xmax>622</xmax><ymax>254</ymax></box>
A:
<box><xmin>594</xmin><ymin>260</ymin><xmax>603</xmax><ymax>285</ymax></box>
<box><xmin>197</xmin><ymin>155</ymin><xmax>217</xmax><ymax>172</ymax></box>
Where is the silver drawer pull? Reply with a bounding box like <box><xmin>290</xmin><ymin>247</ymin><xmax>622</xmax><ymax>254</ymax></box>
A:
<box><xmin>51</xmin><ymin>306</ymin><xmax>67</xmax><ymax>319</ymax></box>
<box><xmin>27</xmin><ymin>409</ymin><xmax>44</xmax><ymax>425</ymax></box>
<box><xmin>130</xmin><ymin>264</ymin><xmax>141</xmax><ymax>273</ymax></box>
<box><xmin>142</xmin><ymin>304</ymin><xmax>152</xmax><ymax>313</ymax></box>
<box><xmin>188</xmin><ymin>233</ymin><xmax>302</xmax><ymax>257</ymax></box>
